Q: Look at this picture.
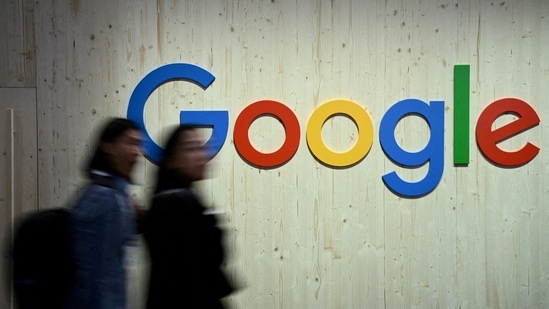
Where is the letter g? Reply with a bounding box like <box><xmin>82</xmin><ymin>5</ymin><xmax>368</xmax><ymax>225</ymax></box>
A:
<box><xmin>127</xmin><ymin>63</ymin><xmax>229</xmax><ymax>164</ymax></box>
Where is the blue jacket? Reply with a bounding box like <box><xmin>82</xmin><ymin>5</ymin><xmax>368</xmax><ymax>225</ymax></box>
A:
<box><xmin>65</xmin><ymin>172</ymin><xmax>136</xmax><ymax>309</ymax></box>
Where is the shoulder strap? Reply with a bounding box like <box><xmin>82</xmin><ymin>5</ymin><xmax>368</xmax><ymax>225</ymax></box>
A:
<box><xmin>153</xmin><ymin>188</ymin><xmax>192</xmax><ymax>199</ymax></box>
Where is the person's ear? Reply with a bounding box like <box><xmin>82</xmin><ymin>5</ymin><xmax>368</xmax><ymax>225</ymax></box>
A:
<box><xmin>100</xmin><ymin>141</ymin><xmax>114</xmax><ymax>155</ymax></box>
<box><xmin>164</xmin><ymin>155</ymin><xmax>176</xmax><ymax>169</ymax></box>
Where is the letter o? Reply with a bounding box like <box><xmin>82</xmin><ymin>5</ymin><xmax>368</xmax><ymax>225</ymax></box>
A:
<box><xmin>234</xmin><ymin>100</ymin><xmax>301</xmax><ymax>168</ymax></box>
<box><xmin>306</xmin><ymin>100</ymin><xmax>374</xmax><ymax>167</ymax></box>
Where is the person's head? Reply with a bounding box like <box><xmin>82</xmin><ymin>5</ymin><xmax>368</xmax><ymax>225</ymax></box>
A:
<box><xmin>86</xmin><ymin>118</ymin><xmax>143</xmax><ymax>180</ymax></box>
<box><xmin>159</xmin><ymin>124</ymin><xmax>208</xmax><ymax>182</ymax></box>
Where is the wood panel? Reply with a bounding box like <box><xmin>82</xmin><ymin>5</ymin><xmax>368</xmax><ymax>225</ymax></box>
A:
<box><xmin>0</xmin><ymin>0</ymin><xmax>36</xmax><ymax>87</ymax></box>
<box><xmin>0</xmin><ymin>88</ymin><xmax>38</xmax><ymax>309</ymax></box>
<box><xmin>19</xmin><ymin>0</ymin><xmax>549</xmax><ymax>308</ymax></box>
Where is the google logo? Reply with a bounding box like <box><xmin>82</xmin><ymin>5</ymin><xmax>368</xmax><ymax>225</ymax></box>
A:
<box><xmin>127</xmin><ymin>63</ymin><xmax>540</xmax><ymax>197</ymax></box>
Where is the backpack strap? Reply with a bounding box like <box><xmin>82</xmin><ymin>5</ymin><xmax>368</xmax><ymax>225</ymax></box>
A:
<box><xmin>153</xmin><ymin>188</ymin><xmax>192</xmax><ymax>199</ymax></box>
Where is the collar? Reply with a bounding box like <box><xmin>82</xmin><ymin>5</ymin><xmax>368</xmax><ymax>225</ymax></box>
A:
<box><xmin>89</xmin><ymin>170</ymin><xmax>130</xmax><ymax>192</ymax></box>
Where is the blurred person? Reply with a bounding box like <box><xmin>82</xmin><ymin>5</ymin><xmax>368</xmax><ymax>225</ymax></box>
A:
<box><xmin>64</xmin><ymin>118</ymin><xmax>143</xmax><ymax>309</ymax></box>
<box><xmin>143</xmin><ymin>124</ymin><xmax>234</xmax><ymax>309</ymax></box>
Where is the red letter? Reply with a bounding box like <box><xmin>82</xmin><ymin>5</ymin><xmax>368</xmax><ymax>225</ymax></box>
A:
<box><xmin>233</xmin><ymin>100</ymin><xmax>300</xmax><ymax>168</ymax></box>
<box><xmin>476</xmin><ymin>98</ymin><xmax>540</xmax><ymax>166</ymax></box>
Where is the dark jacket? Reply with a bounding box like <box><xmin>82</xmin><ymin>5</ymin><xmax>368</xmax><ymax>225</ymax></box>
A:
<box><xmin>143</xmin><ymin>170</ymin><xmax>233</xmax><ymax>309</ymax></box>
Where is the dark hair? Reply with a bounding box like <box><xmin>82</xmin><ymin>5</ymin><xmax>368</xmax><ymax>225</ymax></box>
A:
<box><xmin>154</xmin><ymin>124</ymin><xmax>199</xmax><ymax>192</ymax></box>
<box><xmin>85</xmin><ymin>118</ymin><xmax>140</xmax><ymax>176</ymax></box>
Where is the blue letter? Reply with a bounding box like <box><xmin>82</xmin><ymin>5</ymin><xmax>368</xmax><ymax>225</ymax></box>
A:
<box><xmin>127</xmin><ymin>63</ymin><xmax>229</xmax><ymax>164</ymax></box>
<box><xmin>379</xmin><ymin>98</ymin><xmax>445</xmax><ymax>197</ymax></box>
<box><xmin>179</xmin><ymin>110</ymin><xmax>229</xmax><ymax>158</ymax></box>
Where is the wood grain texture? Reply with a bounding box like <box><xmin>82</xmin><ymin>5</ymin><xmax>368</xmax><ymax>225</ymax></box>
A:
<box><xmin>0</xmin><ymin>0</ymin><xmax>36</xmax><ymax>87</ymax></box>
<box><xmin>1</xmin><ymin>0</ymin><xmax>548</xmax><ymax>308</ymax></box>
<box><xmin>0</xmin><ymin>88</ymin><xmax>38</xmax><ymax>309</ymax></box>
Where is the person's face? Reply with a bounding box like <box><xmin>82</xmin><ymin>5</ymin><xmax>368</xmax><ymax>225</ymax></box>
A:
<box><xmin>102</xmin><ymin>129</ymin><xmax>143</xmax><ymax>179</ymax></box>
<box><xmin>167</xmin><ymin>129</ymin><xmax>208</xmax><ymax>181</ymax></box>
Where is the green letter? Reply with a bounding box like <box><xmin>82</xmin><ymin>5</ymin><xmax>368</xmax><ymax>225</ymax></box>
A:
<box><xmin>454</xmin><ymin>65</ymin><xmax>470</xmax><ymax>165</ymax></box>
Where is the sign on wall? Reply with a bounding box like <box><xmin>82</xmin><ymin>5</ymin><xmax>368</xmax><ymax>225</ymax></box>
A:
<box><xmin>128</xmin><ymin>63</ymin><xmax>540</xmax><ymax>197</ymax></box>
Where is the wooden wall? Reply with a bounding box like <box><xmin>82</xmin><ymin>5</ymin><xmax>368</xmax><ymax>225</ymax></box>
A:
<box><xmin>1</xmin><ymin>0</ymin><xmax>548</xmax><ymax>308</ymax></box>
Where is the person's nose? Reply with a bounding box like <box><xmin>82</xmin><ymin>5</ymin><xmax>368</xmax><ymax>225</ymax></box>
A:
<box><xmin>132</xmin><ymin>144</ymin><xmax>143</xmax><ymax>157</ymax></box>
<box><xmin>198</xmin><ymin>147</ymin><xmax>208</xmax><ymax>161</ymax></box>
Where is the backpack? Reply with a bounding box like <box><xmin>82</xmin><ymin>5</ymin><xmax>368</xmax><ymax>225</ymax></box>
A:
<box><xmin>12</xmin><ymin>207</ymin><xmax>73</xmax><ymax>309</ymax></box>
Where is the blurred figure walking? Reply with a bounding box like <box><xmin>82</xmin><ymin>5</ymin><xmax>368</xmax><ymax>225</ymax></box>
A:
<box><xmin>65</xmin><ymin>118</ymin><xmax>143</xmax><ymax>309</ymax></box>
<box><xmin>144</xmin><ymin>124</ymin><xmax>234</xmax><ymax>309</ymax></box>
